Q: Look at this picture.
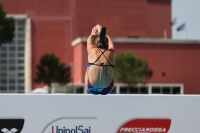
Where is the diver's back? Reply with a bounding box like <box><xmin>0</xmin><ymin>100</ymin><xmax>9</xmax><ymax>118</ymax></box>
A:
<box><xmin>87</xmin><ymin>48</ymin><xmax>115</xmax><ymax>88</ymax></box>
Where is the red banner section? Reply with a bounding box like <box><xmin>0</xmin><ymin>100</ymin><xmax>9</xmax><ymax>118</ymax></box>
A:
<box><xmin>117</xmin><ymin>119</ymin><xmax>171</xmax><ymax>133</ymax></box>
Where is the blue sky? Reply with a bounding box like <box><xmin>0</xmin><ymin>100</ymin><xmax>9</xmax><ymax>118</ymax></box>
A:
<box><xmin>172</xmin><ymin>0</ymin><xmax>200</xmax><ymax>40</ymax></box>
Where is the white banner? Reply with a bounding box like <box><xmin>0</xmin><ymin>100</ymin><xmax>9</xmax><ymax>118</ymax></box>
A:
<box><xmin>0</xmin><ymin>94</ymin><xmax>200</xmax><ymax>133</ymax></box>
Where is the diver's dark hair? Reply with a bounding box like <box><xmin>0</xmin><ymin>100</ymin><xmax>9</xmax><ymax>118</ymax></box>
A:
<box><xmin>94</xmin><ymin>27</ymin><xmax>108</xmax><ymax>49</ymax></box>
<box><xmin>94</xmin><ymin>36</ymin><xmax>108</xmax><ymax>49</ymax></box>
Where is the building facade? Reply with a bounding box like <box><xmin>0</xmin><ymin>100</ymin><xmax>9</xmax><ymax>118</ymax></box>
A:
<box><xmin>2</xmin><ymin>0</ymin><xmax>200</xmax><ymax>94</ymax></box>
<box><xmin>72</xmin><ymin>38</ymin><xmax>200</xmax><ymax>94</ymax></box>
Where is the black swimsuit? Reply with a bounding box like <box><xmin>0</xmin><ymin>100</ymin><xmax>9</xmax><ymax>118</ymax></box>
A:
<box><xmin>87</xmin><ymin>48</ymin><xmax>114</xmax><ymax>95</ymax></box>
<box><xmin>88</xmin><ymin>48</ymin><xmax>114</xmax><ymax>75</ymax></box>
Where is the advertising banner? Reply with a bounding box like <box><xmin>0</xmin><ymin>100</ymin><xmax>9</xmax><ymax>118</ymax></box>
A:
<box><xmin>0</xmin><ymin>94</ymin><xmax>200</xmax><ymax>133</ymax></box>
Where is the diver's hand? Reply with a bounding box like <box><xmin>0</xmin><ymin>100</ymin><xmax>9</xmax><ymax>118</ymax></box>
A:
<box><xmin>96</xmin><ymin>24</ymin><xmax>102</xmax><ymax>35</ymax></box>
<box><xmin>91</xmin><ymin>24</ymin><xmax>102</xmax><ymax>36</ymax></box>
<box><xmin>91</xmin><ymin>25</ymin><xmax>98</xmax><ymax>36</ymax></box>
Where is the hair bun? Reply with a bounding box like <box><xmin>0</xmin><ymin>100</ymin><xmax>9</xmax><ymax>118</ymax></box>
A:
<box><xmin>94</xmin><ymin>36</ymin><xmax>108</xmax><ymax>49</ymax></box>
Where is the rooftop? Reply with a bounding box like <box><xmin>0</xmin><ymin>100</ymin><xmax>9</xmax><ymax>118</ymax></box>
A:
<box><xmin>72</xmin><ymin>37</ymin><xmax>200</xmax><ymax>46</ymax></box>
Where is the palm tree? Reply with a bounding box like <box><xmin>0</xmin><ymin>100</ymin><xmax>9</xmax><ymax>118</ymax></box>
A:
<box><xmin>34</xmin><ymin>53</ymin><xmax>71</xmax><ymax>93</ymax></box>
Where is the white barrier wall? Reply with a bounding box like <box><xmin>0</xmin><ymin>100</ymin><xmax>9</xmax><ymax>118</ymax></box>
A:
<box><xmin>0</xmin><ymin>94</ymin><xmax>200</xmax><ymax>133</ymax></box>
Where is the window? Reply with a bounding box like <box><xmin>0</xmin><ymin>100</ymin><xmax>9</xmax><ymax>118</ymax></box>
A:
<box><xmin>129</xmin><ymin>87</ymin><xmax>139</xmax><ymax>94</ymax></box>
<box><xmin>1</xmin><ymin>73</ymin><xmax>7</xmax><ymax>77</ymax></box>
<box><xmin>18</xmin><ymin>40</ymin><xmax>24</xmax><ymax>44</ymax></box>
<box><xmin>0</xmin><ymin>46</ymin><xmax>7</xmax><ymax>51</ymax></box>
<box><xmin>18</xmin><ymin>27</ymin><xmax>25</xmax><ymax>32</ymax></box>
<box><xmin>18</xmin><ymin>86</ymin><xmax>24</xmax><ymax>91</ymax></box>
<box><xmin>18</xmin><ymin>73</ymin><xmax>24</xmax><ymax>77</ymax></box>
<box><xmin>140</xmin><ymin>87</ymin><xmax>148</xmax><ymax>94</ymax></box>
<box><xmin>76</xmin><ymin>87</ymin><xmax>84</xmax><ymax>94</ymax></box>
<box><xmin>120</xmin><ymin>87</ymin><xmax>129</xmax><ymax>94</ymax></box>
<box><xmin>18</xmin><ymin>80</ymin><xmax>24</xmax><ymax>84</ymax></box>
<box><xmin>51</xmin><ymin>83</ymin><xmax>183</xmax><ymax>94</ymax></box>
<box><xmin>163</xmin><ymin>87</ymin><xmax>170</xmax><ymax>94</ymax></box>
<box><xmin>18</xmin><ymin>66</ymin><xmax>24</xmax><ymax>70</ymax></box>
<box><xmin>18</xmin><ymin>60</ymin><xmax>24</xmax><ymax>64</ymax></box>
<box><xmin>0</xmin><ymin>18</ymin><xmax>26</xmax><ymax>93</ymax></box>
<box><xmin>18</xmin><ymin>46</ymin><xmax>24</xmax><ymax>51</ymax></box>
<box><xmin>9</xmin><ymin>53</ymin><xmax>15</xmax><ymax>57</ymax></box>
<box><xmin>9</xmin><ymin>86</ymin><xmax>16</xmax><ymax>90</ymax></box>
<box><xmin>1</xmin><ymin>53</ymin><xmax>7</xmax><ymax>57</ymax></box>
<box><xmin>173</xmin><ymin>87</ymin><xmax>181</xmax><ymax>94</ymax></box>
<box><xmin>0</xmin><ymin>60</ymin><xmax>7</xmax><ymax>63</ymax></box>
<box><xmin>115</xmin><ymin>84</ymin><xmax>182</xmax><ymax>95</ymax></box>
<box><xmin>0</xmin><ymin>86</ymin><xmax>7</xmax><ymax>91</ymax></box>
<box><xmin>9</xmin><ymin>60</ymin><xmax>15</xmax><ymax>64</ymax></box>
<box><xmin>9</xmin><ymin>80</ymin><xmax>16</xmax><ymax>84</ymax></box>
<box><xmin>9</xmin><ymin>66</ymin><xmax>15</xmax><ymax>70</ymax></box>
<box><xmin>0</xmin><ymin>66</ymin><xmax>7</xmax><ymax>70</ymax></box>
<box><xmin>9</xmin><ymin>47</ymin><xmax>15</xmax><ymax>51</ymax></box>
<box><xmin>1</xmin><ymin>80</ymin><xmax>7</xmax><ymax>84</ymax></box>
<box><xmin>18</xmin><ymin>53</ymin><xmax>24</xmax><ymax>57</ymax></box>
<box><xmin>8</xmin><ymin>72</ymin><xmax>16</xmax><ymax>77</ymax></box>
<box><xmin>152</xmin><ymin>87</ymin><xmax>161</xmax><ymax>94</ymax></box>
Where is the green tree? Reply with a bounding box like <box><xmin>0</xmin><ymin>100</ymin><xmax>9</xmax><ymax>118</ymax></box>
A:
<box><xmin>34</xmin><ymin>53</ymin><xmax>71</xmax><ymax>93</ymax></box>
<box><xmin>0</xmin><ymin>2</ymin><xmax>15</xmax><ymax>46</ymax></box>
<box><xmin>114</xmin><ymin>52</ymin><xmax>153</xmax><ymax>86</ymax></box>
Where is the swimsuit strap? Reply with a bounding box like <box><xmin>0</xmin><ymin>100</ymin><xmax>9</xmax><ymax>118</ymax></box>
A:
<box><xmin>92</xmin><ymin>47</ymin><xmax>107</xmax><ymax>64</ymax></box>
<box><xmin>96</xmin><ymin>47</ymin><xmax>113</xmax><ymax>66</ymax></box>
<box><xmin>91</xmin><ymin>63</ymin><xmax>109</xmax><ymax>76</ymax></box>
<box><xmin>89</xmin><ymin>47</ymin><xmax>114</xmax><ymax>76</ymax></box>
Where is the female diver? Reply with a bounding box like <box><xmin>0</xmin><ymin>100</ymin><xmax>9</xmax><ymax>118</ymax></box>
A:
<box><xmin>85</xmin><ymin>24</ymin><xmax>115</xmax><ymax>95</ymax></box>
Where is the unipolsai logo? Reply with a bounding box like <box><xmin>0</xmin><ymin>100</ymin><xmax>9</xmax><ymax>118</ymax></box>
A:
<box><xmin>50</xmin><ymin>125</ymin><xmax>91</xmax><ymax>133</ymax></box>
<box><xmin>0</xmin><ymin>119</ymin><xmax>25</xmax><ymax>133</ymax></box>
<box><xmin>43</xmin><ymin>118</ymin><xmax>93</xmax><ymax>133</ymax></box>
